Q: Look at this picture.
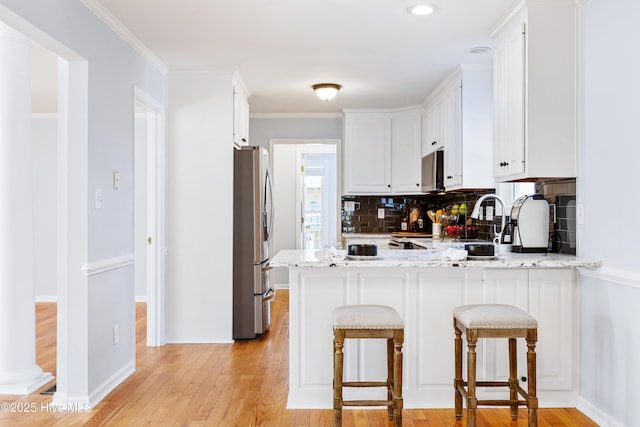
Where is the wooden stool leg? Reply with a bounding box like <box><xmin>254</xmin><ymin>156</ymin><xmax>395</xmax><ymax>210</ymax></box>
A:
<box><xmin>393</xmin><ymin>329</ymin><xmax>404</xmax><ymax>427</ymax></box>
<box><xmin>466</xmin><ymin>331</ymin><xmax>478</xmax><ymax>427</ymax></box>
<box><xmin>508</xmin><ymin>337</ymin><xmax>518</xmax><ymax>420</ymax></box>
<box><xmin>333</xmin><ymin>329</ymin><xmax>345</xmax><ymax>427</ymax></box>
<box><xmin>454</xmin><ymin>325</ymin><xmax>463</xmax><ymax>420</ymax></box>
<box><xmin>386</xmin><ymin>338</ymin><xmax>393</xmax><ymax>420</ymax></box>
<box><xmin>527</xmin><ymin>330</ymin><xmax>539</xmax><ymax>427</ymax></box>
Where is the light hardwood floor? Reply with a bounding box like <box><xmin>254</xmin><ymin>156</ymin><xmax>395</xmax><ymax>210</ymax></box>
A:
<box><xmin>0</xmin><ymin>290</ymin><xmax>598</xmax><ymax>426</ymax></box>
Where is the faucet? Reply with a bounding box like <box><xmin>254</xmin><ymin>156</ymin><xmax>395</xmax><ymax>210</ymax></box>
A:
<box><xmin>469</xmin><ymin>194</ymin><xmax>507</xmax><ymax>245</ymax></box>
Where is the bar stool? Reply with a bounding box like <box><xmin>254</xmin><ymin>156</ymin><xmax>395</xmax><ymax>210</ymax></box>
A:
<box><xmin>453</xmin><ymin>304</ymin><xmax>539</xmax><ymax>427</ymax></box>
<box><xmin>333</xmin><ymin>305</ymin><xmax>404</xmax><ymax>427</ymax></box>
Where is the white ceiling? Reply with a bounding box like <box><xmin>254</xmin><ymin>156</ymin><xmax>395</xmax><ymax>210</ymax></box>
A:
<box><xmin>32</xmin><ymin>0</ymin><xmax>522</xmax><ymax>115</ymax></box>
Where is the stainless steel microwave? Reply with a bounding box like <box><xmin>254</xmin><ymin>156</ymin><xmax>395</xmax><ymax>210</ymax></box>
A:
<box><xmin>421</xmin><ymin>149</ymin><xmax>444</xmax><ymax>192</ymax></box>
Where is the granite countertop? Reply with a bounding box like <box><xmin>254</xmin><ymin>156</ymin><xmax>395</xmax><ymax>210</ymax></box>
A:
<box><xmin>269</xmin><ymin>248</ymin><xmax>602</xmax><ymax>269</ymax></box>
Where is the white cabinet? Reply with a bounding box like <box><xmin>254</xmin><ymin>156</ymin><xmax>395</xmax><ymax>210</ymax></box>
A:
<box><xmin>423</xmin><ymin>66</ymin><xmax>494</xmax><ymax>190</ymax></box>
<box><xmin>343</xmin><ymin>112</ymin><xmax>392</xmax><ymax>194</ymax></box>
<box><xmin>422</xmin><ymin>98</ymin><xmax>443</xmax><ymax>155</ymax></box>
<box><xmin>528</xmin><ymin>269</ymin><xmax>576</xmax><ymax>392</ymax></box>
<box><xmin>492</xmin><ymin>1</ymin><xmax>577</xmax><ymax>181</ymax></box>
<box><xmin>343</xmin><ymin>108</ymin><xmax>422</xmax><ymax>195</ymax></box>
<box><xmin>391</xmin><ymin>109</ymin><xmax>422</xmax><ymax>193</ymax></box>
<box><xmin>233</xmin><ymin>80</ymin><xmax>250</xmax><ymax>146</ymax></box>
<box><xmin>483</xmin><ymin>268</ymin><xmax>577</xmax><ymax>396</ymax></box>
<box><xmin>287</xmin><ymin>265</ymin><xmax>578</xmax><ymax>408</ymax></box>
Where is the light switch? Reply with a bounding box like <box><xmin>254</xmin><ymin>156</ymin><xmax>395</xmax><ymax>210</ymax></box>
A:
<box><xmin>113</xmin><ymin>170</ymin><xmax>120</xmax><ymax>190</ymax></box>
<box><xmin>344</xmin><ymin>201</ymin><xmax>355</xmax><ymax>212</ymax></box>
<box><xmin>378</xmin><ymin>208</ymin><xmax>385</xmax><ymax>219</ymax></box>
<box><xmin>486</xmin><ymin>206</ymin><xmax>494</xmax><ymax>221</ymax></box>
<box><xmin>95</xmin><ymin>189</ymin><xmax>104</xmax><ymax>209</ymax></box>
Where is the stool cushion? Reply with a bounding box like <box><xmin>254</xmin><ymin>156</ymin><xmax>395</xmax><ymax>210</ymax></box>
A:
<box><xmin>454</xmin><ymin>304</ymin><xmax>538</xmax><ymax>329</ymax></box>
<box><xmin>333</xmin><ymin>305</ymin><xmax>404</xmax><ymax>329</ymax></box>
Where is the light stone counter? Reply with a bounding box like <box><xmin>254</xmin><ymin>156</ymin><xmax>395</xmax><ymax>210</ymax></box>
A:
<box><xmin>269</xmin><ymin>248</ymin><xmax>601</xmax><ymax>269</ymax></box>
<box><xmin>273</xmin><ymin>247</ymin><xmax>601</xmax><ymax>410</ymax></box>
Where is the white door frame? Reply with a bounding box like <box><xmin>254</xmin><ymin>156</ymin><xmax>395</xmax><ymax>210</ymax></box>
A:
<box><xmin>269</xmin><ymin>139</ymin><xmax>342</xmax><ymax>248</ymax></box>
<box><xmin>134</xmin><ymin>86</ymin><xmax>167</xmax><ymax>347</ymax></box>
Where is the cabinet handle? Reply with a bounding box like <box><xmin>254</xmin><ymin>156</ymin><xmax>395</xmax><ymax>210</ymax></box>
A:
<box><xmin>416</xmin><ymin>183</ymin><xmax>419</xmax><ymax>186</ymax></box>
<box><xmin>521</xmin><ymin>376</ymin><xmax>527</xmax><ymax>382</ymax></box>
<box><xmin>388</xmin><ymin>184</ymin><xmax>391</xmax><ymax>188</ymax></box>
<box><xmin>500</xmin><ymin>161</ymin><xmax>510</xmax><ymax>167</ymax></box>
<box><xmin>431</xmin><ymin>141</ymin><xmax>437</xmax><ymax>145</ymax></box>
<box><xmin>447</xmin><ymin>175</ymin><xmax>453</xmax><ymax>179</ymax></box>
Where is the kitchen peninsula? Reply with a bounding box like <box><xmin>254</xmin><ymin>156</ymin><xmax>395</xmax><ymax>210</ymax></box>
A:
<box><xmin>269</xmin><ymin>248</ymin><xmax>601</xmax><ymax>410</ymax></box>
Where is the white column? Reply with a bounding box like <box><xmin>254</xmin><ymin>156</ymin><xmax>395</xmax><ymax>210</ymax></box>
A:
<box><xmin>0</xmin><ymin>21</ymin><xmax>53</xmax><ymax>394</ymax></box>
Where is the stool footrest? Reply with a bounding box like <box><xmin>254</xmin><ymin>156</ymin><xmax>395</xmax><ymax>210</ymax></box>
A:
<box><xmin>343</xmin><ymin>381</ymin><xmax>388</xmax><ymax>387</ymax></box>
<box><xmin>343</xmin><ymin>400</ymin><xmax>392</xmax><ymax>407</ymax></box>
<box><xmin>477</xmin><ymin>399</ymin><xmax>528</xmax><ymax>406</ymax></box>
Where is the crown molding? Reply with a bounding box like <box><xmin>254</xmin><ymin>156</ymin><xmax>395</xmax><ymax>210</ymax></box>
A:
<box><xmin>79</xmin><ymin>0</ymin><xmax>167</xmax><ymax>74</ymax></box>
<box><xmin>250</xmin><ymin>113</ymin><xmax>344</xmax><ymax>119</ymax></box>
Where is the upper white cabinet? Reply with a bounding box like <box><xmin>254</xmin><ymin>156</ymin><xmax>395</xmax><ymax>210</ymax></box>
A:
<box><xmin>492</xmin><ymin>0</ymin><xmax>577</xmax><ymax>181</ymax></box>
<box><xmin>391</xmin><ymin>109</ymin><xmax>423</xmax><ymax>193</ymax></box>
<box><xmin>343</xmin><ymin>108</ymin><xmax>422</xmax><ymax>195</ymax></box>
<box><xmin>423</xmin><ymin>65</ymin><xmax>494</xmax><ymax>190</ymax></box>
<box><xmin>233</xmin><ymin>78</ymin><xmax>250</xmax><ymax>146</ymax></box>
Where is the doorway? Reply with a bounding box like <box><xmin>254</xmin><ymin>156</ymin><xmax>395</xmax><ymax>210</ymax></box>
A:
<box><xmin>270</xmin><ymin>139</ymin><xmax>340</xmax><ymax>287</ymax></box>
<box><xmin>134</xmin><ymin>87</ymin><xmax>167</xmax><ymax>347</ymax></box>
<box><xmin>299</xmin><ymin>148</ymin><xmax>337</xmax><ymax>250</ymax></box>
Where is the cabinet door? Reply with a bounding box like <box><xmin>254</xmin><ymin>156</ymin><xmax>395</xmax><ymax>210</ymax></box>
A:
<box><xmin>528</xmin><ymin>269</ymin><xmax>575</xmax><ymax>391</ymax></box>
<box><xmin>288</xmin><ymin>269</ymin><xmax>350</xmax><ymax>406</ymax></box>
<box><xmin>233</xmin><ymin>86</ymin><xmax>249</xmax><ymax>146</ymax></box>
<box><xmin>493</xmin><ymin>20</ymin><xmax>525</xmax><ymax>178</ymax></box>
<box><xmin>391</xmin><ymin>110</ymin><xmax>422</xmax><ymax>193</ymax></box>
<box><xmin>344</xmin><ymin>115</ymin><xmax>392</xmax><ymax>194</ymax></box>
<box><xmin>483</xmin><ymin>269</ymin><xmax>529</xmax><ymax>383</ymax></box>
<box><xmin>422</xmin><ymin>101</ymin><xmax>443</xmax><ymax>155</ymax></box>
<box><xmin>442</xmin><ymin>81</ymin><xmax>462</xmax><ymax>188</ymax></box>
<box><xmin>415</xmin><ymin>269</ymin><xmax>483</xmax><ymax>406</ymax></box>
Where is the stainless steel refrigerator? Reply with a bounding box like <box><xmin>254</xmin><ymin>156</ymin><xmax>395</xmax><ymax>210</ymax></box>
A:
<box><xmin>233</xmin><ymin>146</ymin><xmax>275</xmax><ymax>339</ymax></box>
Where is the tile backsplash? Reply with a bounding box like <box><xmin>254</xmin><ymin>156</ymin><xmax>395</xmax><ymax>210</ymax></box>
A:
<box><xmin>342</xmin><ymin>190</ymin><xmax>495</xmax><ymax>237</ymax></box>
<box><xmin>342</xmin><ymin>178</ymin><xmax>577</xmax><ymax>254</ymax></box>
<box><xmin>536</xmin><ymin>179</ymin><xmax>577</xmax><ymax>255</ymax></box>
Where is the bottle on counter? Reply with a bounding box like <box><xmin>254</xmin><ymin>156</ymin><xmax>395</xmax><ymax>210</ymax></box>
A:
<box><xmin>401</xmin><ymin>214</ymin><xmax>408</xmax><ymax>231</ymax></box>
<box><xmin>418</xmin><ymin>210</ymin><xmax>425</xmax><ymax>231</ymax></box>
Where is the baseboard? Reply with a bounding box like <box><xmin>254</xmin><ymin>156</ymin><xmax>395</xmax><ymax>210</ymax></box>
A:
<box><xmin>578</xmin><ymin>396</ymin><xmax>625</xmax><ymax>427</ymax></box>
<box><xmin>88</xmin><ymin>361</ymin><xmax>136</xmax><ymax>407</ymax></box>
<box><xmin>36</xmin><ymin>296</ymin><xmax>58</xmax><ymax>303</ymax></box>
<box><xmin>275</xmin><ymin>283</ymin><xmax>289</xmax><ymax>290</ymax></box>
<box><xmin>135</xmin><ymin>296</ymin><xmax>148</xmax><ymax>303</ymax></box>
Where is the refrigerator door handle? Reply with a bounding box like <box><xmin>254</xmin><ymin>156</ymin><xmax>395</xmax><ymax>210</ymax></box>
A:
<box><xmin>263</xmin><ymin>288</ymin><xmax>276</xmax><ymax>301</ymax></box>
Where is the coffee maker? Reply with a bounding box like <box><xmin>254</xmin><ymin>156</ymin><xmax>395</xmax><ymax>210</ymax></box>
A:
<box><xmin>509</xmin><ymin>194</ymin><xmax>551</xmax><ymax>253</ymax></box>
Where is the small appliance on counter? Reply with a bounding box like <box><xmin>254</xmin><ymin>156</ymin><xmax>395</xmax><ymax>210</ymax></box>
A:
<box><xmin>509</xmin><ymin>194</ymin><xmax>552</xmax><ymax>253</ymax></box>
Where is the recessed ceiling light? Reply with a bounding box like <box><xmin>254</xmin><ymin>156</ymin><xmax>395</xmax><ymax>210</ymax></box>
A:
<box><xmin>408</xmin><ymin>4</ymin><xmax>438</xmax><ymax>16</ymax></box>
<box><xmin>465</xmin><ymin>46</ymin><xmax>492</xmax><ymax>54</ymax></box>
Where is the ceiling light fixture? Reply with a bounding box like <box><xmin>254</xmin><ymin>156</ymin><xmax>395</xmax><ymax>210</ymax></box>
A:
<box><xmin>312</xmin><ymin>83</ymin><xmax>342</xmax><ymax>101</ymax></box>
<box><xmin>408</xmin><ymin>4</ymin><xmax>438</xmax><ymax>16</ymax></box>
<box><xmin>465</xmin><ymin>46</ymin><xmax>492</xmax><ymax>54</ymax></box>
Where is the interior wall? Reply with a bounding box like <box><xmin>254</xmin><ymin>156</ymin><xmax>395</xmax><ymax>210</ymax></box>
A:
<box><xmin>272</xmin><ymin>144</ymin><xmax>298</xmax><ymax>286</ymax></box>
<box><xmin>0</xmin><ymin>0</ymin><xmax>166</xmax><ymax>405</ymax></box>
<box><xmin>250</xmin><ymin>116</ymin><xmax>343</xmax><ymax>150</ymax></box>
<box><xmin>32</xmin><ymin>115</ymin><xmax>57</xmax><ymax>300</ymax></box>
<box><xmin>578</xmin><ymin>1</ymin><xmax>640</xmax><ymax>425</ymax></box>
<box><xmin>166</xmin><ymin>71</ymin><xmax>234</xmax><ymax>343</ymax></box>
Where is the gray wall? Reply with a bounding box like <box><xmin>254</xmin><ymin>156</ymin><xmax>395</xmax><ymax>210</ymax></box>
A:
<box><xmin>250</xmin><ymin>116</ymin><xmax>343</xmax><ymax>150</ymax></box>
<box><xmin>578</xmin><ymin>0</ymin><xmax>640</xmax><ymax>425</ymax></box>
